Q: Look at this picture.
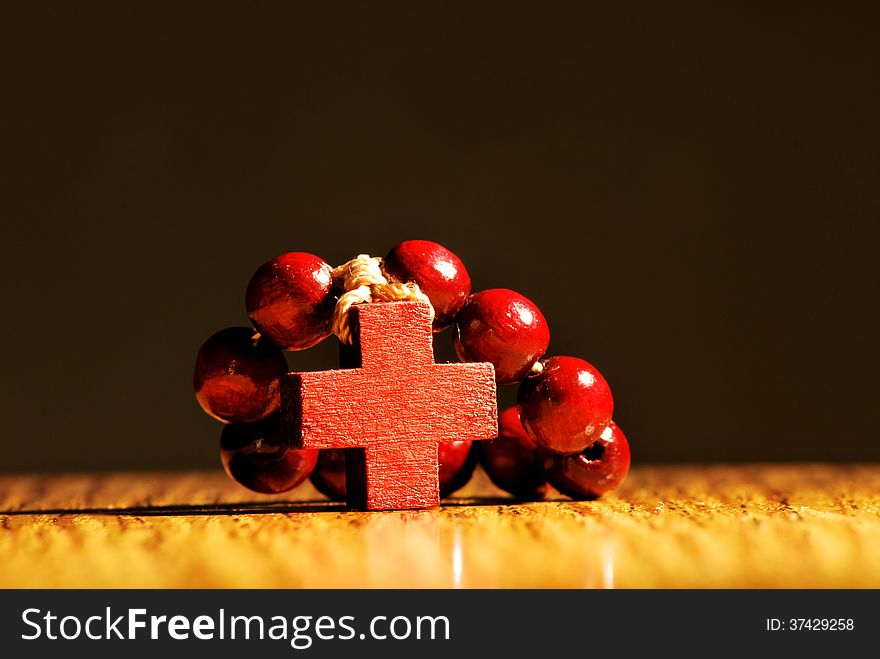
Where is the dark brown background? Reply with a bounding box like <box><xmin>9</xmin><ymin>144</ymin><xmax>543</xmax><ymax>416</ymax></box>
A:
<box><xmin>1</xmin><ymin>2</ymin><xmax>877</xmax><ymax>472</ymax></box>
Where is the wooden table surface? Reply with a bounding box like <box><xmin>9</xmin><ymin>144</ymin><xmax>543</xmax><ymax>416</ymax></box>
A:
<box><xmin>1</xmin><ymin>464</ymin><xmax>878</xmax><ymax>588</ymax></box>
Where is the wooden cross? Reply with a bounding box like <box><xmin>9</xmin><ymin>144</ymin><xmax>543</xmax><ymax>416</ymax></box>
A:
<box><xmin>282</xmin><ymin>301</ymin><xmax>497</xmax><ymax>510</ymax></box>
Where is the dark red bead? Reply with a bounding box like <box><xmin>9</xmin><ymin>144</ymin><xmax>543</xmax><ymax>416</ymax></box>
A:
<box><xmin>383</xmin><ymin>240</ymin><xmax>471</xmax><ymax>331</ymax></box>
<box><xmin>454</xmin><ymin>288</ymin><xmax>550</xmax><ymax>384</ymax></box>
<box><xmin>220</xmin><ymin>416</ymin><xmax>318</xmax><ymax>494</ymax></box>
<box><xmin>194</xmin><ymin>327</ymin><xmax>288</xmax><ymax>424</ymax></box>
<box><xmin>246</xmin><ymin>252</ymin><xmax>335</xmax><ymax>350</ymax></box>
<box><xmin>480</xmin><ymin>407</ymin><xmax>549</xmax><ymax>499</ymax></box>
<box><xmin>517</xmin><ymin>356</ymin><xmax>613</xmax><ymax>454</ymax></box>
<box><xmin>438</xmin><ymin>440</ymin><xmax>478</xmax><ymax>498</ymax></box>
<box><xmin>543</xmin><ymin>421</ymin><xmax>630</xmax><ymax>499</ymax></box>
<box><xmin>310</xmin><ymin>449</ymin><xmax>347</xmax><ymax>501</ymax></box>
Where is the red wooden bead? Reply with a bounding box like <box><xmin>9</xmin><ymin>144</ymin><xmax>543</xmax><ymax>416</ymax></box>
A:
<box><xmin>543</xmin><ymin>421</ymin><xmax>630</xmax><ymax>499</ymax></box>
<box><xmin>194</xmin><ymin>327</ymin><xmax>288</xmax><ymax>424</ymax></box>
<box><xmin>454</xmin><ymin>288</ymin><xmax>550</xmax><ymax>384</ymax></box>
<box><xmin>246</xmin><ymin>252</ymin><xmax>335</xmax><ymax>350</ymax></box>
<box><xmin>310</xmin><ymin>449</ymin><xmax>347</xmax><ymax>501</ymax></box>
<box><xmin>312</xmin><ymin>443</ymin><xmax>478</xmax><ymax>501</ymax></box>
<box><xmin>517</xmin><ymin>356</ymin><xmax>613</xmax><ymax>454</ymax></box>
<box><xmin>282</xmin><ymin>301</ymin><xmax>497</xmax><ymax>511</ymax></box>
<box><xmin>480</xmin><ymin>406</ymin><xmax>549</xmax><ymax>499</ymax></box>
<box><xmin>220</xmin><ymin>416</ymin><xmax>318</xmax><ymax>494</ymax></box>
<box><xmin>438</xmin><ymin>440</ymin><xmax>478</xmax><ymax>498</ymax></box>
<box><xmin>383</xmin><ymin>240</ymin><xmax>471</xmax><ymax>331</ymax></box>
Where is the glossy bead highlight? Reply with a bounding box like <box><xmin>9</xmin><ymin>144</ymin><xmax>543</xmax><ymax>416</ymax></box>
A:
<box><xmin>517</xmin><ymin>356</ymin><xmax>613</xmax><ymax>454</ymax></box>
<box><xmin>543</xmin><ymin>421</ymin><xmax>630</xmax><ymax>499</ymax></box>
<box><xmin>246</xmin><ymin>252</ymin><xmax>335</xmax><ymax>350</ymax></box>
<box><xmin>194</xmin><ymin>327</ymin><xmax>288</xmax><ymax>424</ymax></box>
<box><xmin>454</xmin><ymin>288</ymin><xmax>550</xmax><ymax>384</ymax></box>
<box><xmin>383</xmin><ymin>240</ymin><xmax>471</xmax><ymax>331</ymax></box>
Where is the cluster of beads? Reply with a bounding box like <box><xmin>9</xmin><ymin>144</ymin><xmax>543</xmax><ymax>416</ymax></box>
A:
<box><xmin>194</xmin><ymin>239</ymin><xmax>630</xmax><ymax>500</ymax></box>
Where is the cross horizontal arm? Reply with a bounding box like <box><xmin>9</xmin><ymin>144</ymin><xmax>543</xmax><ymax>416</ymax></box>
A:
<box><xmin>282</xmin><ymin>363</ymin><xmax>497</xmax><ymax>450</ymax></box>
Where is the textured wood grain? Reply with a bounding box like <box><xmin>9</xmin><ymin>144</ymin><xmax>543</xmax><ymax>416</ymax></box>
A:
<box><xmin>1</xmin><ymin>465</ymin><xmax>879</xmax><ymax>588</ymax></box>
<box><xmin>282</xmin><ymin>301</ymin><xmax>497</xmax><ymax>510</ymax></box>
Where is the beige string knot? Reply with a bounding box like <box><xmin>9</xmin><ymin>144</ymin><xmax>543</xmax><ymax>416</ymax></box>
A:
<box><xmin>330</xmin><ymin>254</ymin><xmax>434</xmax><ymax>343</ymax></box>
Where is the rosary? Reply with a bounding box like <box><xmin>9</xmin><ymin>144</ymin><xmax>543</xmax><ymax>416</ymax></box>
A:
<box><xmin>194</xmin><ymin>240</ymin><xmax>630</xmax><ymax>510</ymax></box>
